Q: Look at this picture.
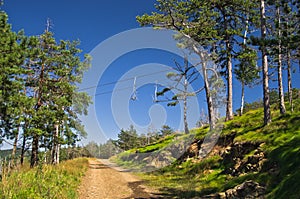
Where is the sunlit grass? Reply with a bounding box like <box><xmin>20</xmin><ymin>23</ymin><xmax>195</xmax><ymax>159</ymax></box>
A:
<box><xmin>0</xmin><ymin>158</ymin><xmax>89</xmax><ymax>199</ymax></box>
<box><xmin>125</xmin><ymin>99</ymin><xmax>300</xmax><ymax>198</ymax></box>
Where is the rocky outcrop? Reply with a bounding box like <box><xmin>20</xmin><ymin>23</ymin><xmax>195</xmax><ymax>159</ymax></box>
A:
<box><xmin>220</xmin><ymin>180</ymin><xmax>266</xmax><ymax>199</ymax></box>
<box><xmin>120</xmin><ymin>137</ymin><xmax>192</xmax><ymax>170</ymax></box>
<box><xmin>180</xmin><ymin>133</ymin><xmax>236</xmax><ymax>161</ymax></box>
<box><xmin>200</xmin><ymin>180</ymin><xmax>266</xmax><ymax>199</ymax></box>
<box><xmin>222</xmin><ymin>142</ymin><xmax>265</xmax><ymax>176</ymax></box>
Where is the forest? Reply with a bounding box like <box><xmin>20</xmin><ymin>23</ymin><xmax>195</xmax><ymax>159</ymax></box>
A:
<box><xmin>0</xmin><ymin>8</ymin><xmax>91</xmax><ymax>167</ymax></box>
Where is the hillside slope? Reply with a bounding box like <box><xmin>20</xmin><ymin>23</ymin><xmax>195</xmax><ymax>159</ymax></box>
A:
<box><xmin>112</xmin><ymin>99</ymin><xmax>300</xmax><ymax>198</ymax></box>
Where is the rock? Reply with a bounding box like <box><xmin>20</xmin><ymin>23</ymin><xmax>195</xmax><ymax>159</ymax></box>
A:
<box><xmin>187</xmin><ymin>141</ymin><xmax>199</xmax><ymax>158</ymax></box>
<box><xmin>201</xmin><ymin>181</ymin><xmax>265</xmax><ymax>198</ymax></box>
<box><xmin>148</xmin><ymin>150</ymin><xmax>174</xmax><ymax>168</ymax></box>
<box><xmin>224</xmin><ymin>180</ymin><xmax>265</xmax><ymax>199</ymax></box>
<box><xmin>222</xmin><ymin>142</ymin><xmax>265</xmax><ymax>176</ymax></box>
<box><xmin>218</xmin><ymin>192</ymin><xmax>226</xmax><ymax>199</ymax></box>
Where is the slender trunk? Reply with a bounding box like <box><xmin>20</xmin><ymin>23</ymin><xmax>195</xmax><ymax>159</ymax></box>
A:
<box><xmin>225</xmin><ymin>41</ymin><xmax>233</xmax><ymax>121</ymax></box>
<box><xmin>20</xmin><ymin>89</ymin><xmax>27</xmax><ymax>165</ymax></box>
<box><xmin>278</xmin><ymin>49</ymin><xmax>286</xmax><ymax>115</ymax></box>
<box><xmin>240</xmin><ymin>17</ymin><xmax>248</xmax><ymax>117</ymax></box>
<box><xmin>277</xmin><ymin>5</ymin><xmax>286</xmax><ymax>115</ymax></box>
<box><xmin>284</xmin><ymin>18</ymin><xmax>293</xmax><ymax>112</ymax></box>
<box><xmin>51</xmin><ymin>133</ymin><xmax>55</xmax><ymax>164</ymax></box>
<box><xmin>20</xmin><ymin>120</ymin><xmax>28</xmax><ymax>165</ymax></box>
<box><xmin>20</xmin><ymin>133</ymin><xmax>26</xmax><ymax>165</ymax></box>
<box><xmin>287</xmin><ymin>50</ymin><xmax>293</xmax><ymax>112</ymax></box>
<box><xmin>51</xmin><ymin>125</ymin><xmax>58</xmax><ymax>164</ymax></box>
<box><xmin>52</xmin><ymin>124</ymin><xmax>59</xmax><ymax>164</ymax></box>
<box><xmin>224</xmin><ymin>14</ymin><xmax>233</xmax><ymax>121</ymax></box>
<box><xmin>240</xmin><ymin>82</ymin><xmax>245</xmax><ymax>116</ymax></box>
<box><xmin>57</xmin><ymin>125</ymin><xmax>60</xmax><ymax>164</ymax></box>
<box><xmin>200</xmin><ymin>53</ymin><xmax>215</xmax><ymax>130</ymax></box>
<box><xmin>181</xmin><ymin>33</ymin><xmax>215</xmax><ymax>130</ymax></box>
<box><xmin>30</xmin><ymin>133</ymin><xmax>39</xmax><ymax>168</ymax></box>
<box><xmin>57</xmin><ymin>141</ymin><xmax>60</xmax><ymax>164</ymax></box>
<box><xmin>183</xmin><ymin>78</ymin><xmax>189</xmax><ymax>134</ymax></box>
<box><xmin>11</xmin><ymin>126</ymin><xmax>20</xmax><ymax>166</ymax></box>
<box><xmin>261</xmin><ymin>0</ymin><xmax>271</xmax><ymax>125</ymax></box>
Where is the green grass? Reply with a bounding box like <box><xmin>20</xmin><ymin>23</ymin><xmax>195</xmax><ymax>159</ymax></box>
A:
<box><xmin>0</xmin><ymin>158</ymin><xmax>89</xmax><ymax>199</ymax></box>
<box><xmin>110</xmin><ymin>134</ymin><xmax>181</xmax><ymax>169</ymax></box>
<box><xmin>117</xmin><ymin>99</ymin><xmax>300</xmax><ymax>198</ymax></box>
<box><xmin>137</xmin><ymin>134</ymin><xmax>177</xmax><ymax>153</ymax></box>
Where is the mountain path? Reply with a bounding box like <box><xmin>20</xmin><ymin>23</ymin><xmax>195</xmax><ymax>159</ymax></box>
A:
<box><xmin>78</xmin><ymin>159</ymin><xmax>160</xmax><ymax>199</ymax></box>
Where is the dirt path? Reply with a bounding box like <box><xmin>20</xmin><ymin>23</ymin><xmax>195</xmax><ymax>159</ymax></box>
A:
<box><xmin>78</xmin><ymin>159</ymin><xmax>159</xmax><ymax>199</ymax></box>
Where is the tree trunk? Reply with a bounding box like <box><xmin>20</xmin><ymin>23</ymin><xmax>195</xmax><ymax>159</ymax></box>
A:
<box><xmin>20</xmin><ymin>89</ymin><xmax>27</xmax><ymax>166</ymax></box>
<box><xmin>225</xmin><ymin>41</ymin><xmax>233</xmax><ymax>121</ymax></box>
<box><xmin>277</xmin><ymin>5</ymin><xmax>286</xmax><ymax>115</ymax></box>
<box><xmin>11</xmin><ymin>126</ymin><xmax>20</xmax><ymax>166</ymax></box>
<box><xmin>20</xmin><ymin>134</ymin><xmax>26</xmax><ymax>165</ymax></box>
<box><xmin>30</xmin><ymin>62</ymin><xmax>45</xmax><ymax>167</ymax></box>
<box><xmin>179</xmin><ymin>33</ymin><xmax>216</xmax><ymax>130</ymax></box>
<box><xmin>287</xmin><ymin>50</ymin><xmax>293</xmax><ymax>112</ymax></box>
<box><xmin>200</xmin><ymin>52</ymin><xmax>216</xmax><ymax>130</ymax></box>
<box><xmin>261</xmin><ymin>0</ymin><xmax>271</xmax><ymax>125</ymax></box>
<box><xmin>20</xmin><ymin>122</ymin><xmax>28</xmax><ymax>166</ymax></box>
<box><xmin>52</xmin><ymin>124</ymin><xmax>59</xmax><ymax>164</ymax></box>
<box><xmin>240</xmin><ymin>82</ymin><xmax>245</xmax><ymax>116</ymax></box>
<box><xmin>30</xmin><ymin>133</ymin><xmax>39</xmax><ymax>167</ymax></box>
<box><xmin>240</xmin><ymin>16</ymin><xmax>248</xmax><ymax>117</ymax></box>
<box><xmin>223</xmin><ymin>14</ymin><xmax>233</xmax><ymax>121</ymax></box>
<box><xmin>183</xmin><ymin>78</ymin><xmax>189</xmax><ymax>134</ymax></box>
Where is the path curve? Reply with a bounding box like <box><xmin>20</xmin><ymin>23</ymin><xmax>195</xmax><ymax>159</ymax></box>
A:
<box><xmin>78</xmin><ymin>159</ymin><xmax>159</xmax><ymax>199</ymax></box>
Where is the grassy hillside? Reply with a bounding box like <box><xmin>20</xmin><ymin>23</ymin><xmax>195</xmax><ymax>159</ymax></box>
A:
<box><xmin>112</xmin><ymin>99</ymin><xmax>300</xmax><ymax>198</ymax></box>
<box><xmin>0</xmin><ymin>158</ymin><xmax>89</xmax><ymax>199</ymax></box>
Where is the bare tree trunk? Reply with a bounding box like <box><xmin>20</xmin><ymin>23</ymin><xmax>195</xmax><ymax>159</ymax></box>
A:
<box><xmin>240</xmin><ymin>17</ymin><xmax>249</xmax><ymax>117</ymax></box>
<box><xmin>226</xmin><ymin>41</ymin><xmax>233</xmax><ymax>121</ymax></box>
<box><xmin>261</xmin><ymin>0</ymin><xmax>271</xmax><ymax>125</ymax></box>
<box><xmin>223</xmin><ymin>14</ymin><xmax>233</xmax><ymax>121</ymax></box>
<box><xmin>183</xmin><ymin>78</ymin><xmax>189</xmax><ymax>134</ymax></box>
<box><xmin>200</xmin><ymin>52</ymin><xmax>216</xmax><ymax>130</ymax></box>
<box><xmin>57</xmin><ymin>125</ymin><xmax>60</xmax><ymax>164</ymax></box>
<box><xmin>277</xmin><ymin>5</ymin><xmax>286</xmax><ymax>115</ymax></box>
<box><xmin>287</xmin><ymin>50</ymin><xmax>293</xmax><ymax>112</ymax></box>
<box><xmin>180</xmin><ymin>33</ymin><xmax>216</xmax><ymax>130</ymax></box>
<box><xmin>52</xmin><ymin>124</ymin><xmax>59</xmax><ymax>164</ymax></box>
<box><xmin>240</xmin><ymin>82</ymin><xmax>245</xmax><ymax>116</ymax></box>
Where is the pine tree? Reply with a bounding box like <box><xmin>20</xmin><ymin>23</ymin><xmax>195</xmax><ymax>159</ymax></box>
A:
<box><xmin>137</xmin><ymin>0</ymin><xmax>220</xmax><ymax>130</ymax></box>
<box><xmin>275</xmin><ymin>1</ymin><xmax>286</xmax><ymax>115</ymax></box>
<box><xmin>260</xmin><ymin>0</ymin><xmax>272</xmax><ymax>125</ymax></box>
<box><xmin>24</xmin><ymin>30</ymin><xmax>91</xmax><ymax>167</ymax></box>
<box><xmin>281</xmin><ymin>1</ymin><xmax>299</xmax><ymax>112</ymax></box>
<box><xmin>0</xmin><ymin>11</ymin><xmax>27</xmax><ymax>158</ymax></box>
<box><xmin>212</xmin><ymin>0</ymin><xmax>253</xmax><ymax>121</ymax></box>
<box><xmin>115</xmin><ymin>125</ymin><xmax>139</xmax><ymax>151</ymax></box>
<box><xmin>235</xmin><ymin>46</ymin><xmax>259</xmax><ymax>116</ymax></box>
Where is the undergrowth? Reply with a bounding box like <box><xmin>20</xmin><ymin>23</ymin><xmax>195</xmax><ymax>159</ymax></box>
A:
<box><xmin>0</xmin><ymin>158</ymin><xmax>89</xmax><ymax>199</ymax></box>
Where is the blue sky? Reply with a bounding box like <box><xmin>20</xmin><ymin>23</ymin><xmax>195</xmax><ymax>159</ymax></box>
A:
<box><xmin>2</xmin><ymin>1</ymin><xmax>300</xmax><ymax>145</ymax></box>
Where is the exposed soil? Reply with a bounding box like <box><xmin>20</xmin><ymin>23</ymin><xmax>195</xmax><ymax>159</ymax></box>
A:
<box><xmin>78</xmin><ymin>159</ymin><xmax>160</xmax><ymax>199</ymax></box>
